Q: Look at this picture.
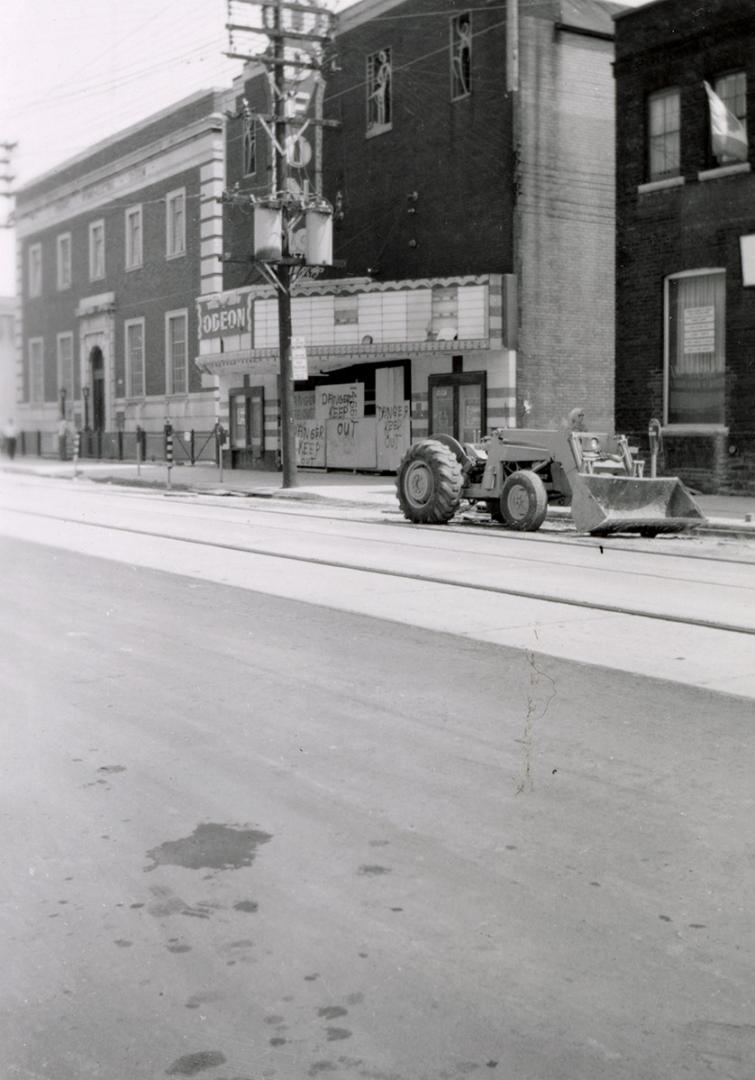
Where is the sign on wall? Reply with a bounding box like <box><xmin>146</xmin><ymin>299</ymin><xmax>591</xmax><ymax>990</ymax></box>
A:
<box><xmin>376</xmin><ymin>402</ymin><xmax>411</xmax><ymax>471</ymax></box>
<box><xmin>197</xmin><ymin>291</ymin><xmax>252</xmax><ymax>342</ymax></box>
<box><xmin>295</xmin><ymin>420</ymin><xmax>325</xmax><ymax>468</ymax></box>
<box><xmin>315</xmin><ymin>383</ymin><xmax>364</xmax><ymax>420</ymax></box>
<box><xmin>682</xmin><ymin>306</ymin><xmax>715</xmax><ymax>354</ymax></box>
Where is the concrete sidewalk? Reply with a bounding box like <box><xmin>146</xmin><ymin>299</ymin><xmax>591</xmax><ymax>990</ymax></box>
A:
<box><xmin>2</xmin><ymin>456</ymin><xmax>755</xmax><ymax>535</ymax></box>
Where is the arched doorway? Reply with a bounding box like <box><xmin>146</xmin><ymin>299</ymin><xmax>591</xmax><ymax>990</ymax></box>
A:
<box><xmin>89</xmin><ymin>346</ymin><xmax>105</xmax><ymax>431</ymax></box>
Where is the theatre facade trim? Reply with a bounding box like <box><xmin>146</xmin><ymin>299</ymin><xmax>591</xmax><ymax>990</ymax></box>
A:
<box><xmin>194</xmin><ymin>274</ymin><xmax>515</xmax><ymax>471</ymax></box>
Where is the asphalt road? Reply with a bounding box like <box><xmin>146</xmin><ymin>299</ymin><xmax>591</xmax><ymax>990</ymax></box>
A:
<box><xmin>1</xmin><ymin>534</ymin><xmax>753</xmax><ymax>1080</ymax></box>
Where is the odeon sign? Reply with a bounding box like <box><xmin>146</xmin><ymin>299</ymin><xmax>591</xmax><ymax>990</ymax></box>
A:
<box><xmin>197</xmin><ymin>292</ymin><xmax>252</xmax><ymax>341</ymax></box>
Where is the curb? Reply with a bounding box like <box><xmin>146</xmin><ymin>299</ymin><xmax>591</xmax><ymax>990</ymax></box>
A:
<box><xmin>3</xmin><ymin>464</ymin><xmax>754</xmax><ymax>536</ymax></box>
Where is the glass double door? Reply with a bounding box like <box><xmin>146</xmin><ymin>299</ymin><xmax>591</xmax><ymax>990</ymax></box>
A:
<box><xmin>429</xmin><ymin>373</ymin><xmax>485</xmax><ymax>444</ymax></box>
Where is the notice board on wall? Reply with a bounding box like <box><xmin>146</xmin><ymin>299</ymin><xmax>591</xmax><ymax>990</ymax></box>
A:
<box><xmin>295</xmin><ymin>420</ymin><xmax>326</xmax><ymax>468</ymax></box>
<box><xmin>376</xmin><ymin>402</ymin><xmax>411</xmax><ymax>471</ymax></box>
<box><xmin>326</xmin><ymin>418</ymin><xmax>377</xmax><ymax>469</ymax></box>
<box><xmin>315</xmin><ymin>383</ymin><xmax>364</xmax><ymax>420</ymax></box>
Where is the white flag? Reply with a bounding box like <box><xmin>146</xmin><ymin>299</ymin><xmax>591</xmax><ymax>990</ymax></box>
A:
<box><xmin>703</xmin><ymin>81</ymin><xmax>748</xmax><ymax>163</ymax></box>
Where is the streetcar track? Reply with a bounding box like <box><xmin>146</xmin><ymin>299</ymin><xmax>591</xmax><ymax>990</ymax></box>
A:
<box><xmin>4</xmin><ymin>505</ymin><xmax>753</xmax><ymax>638</ymax></box>
<box><xmin>2</xmin><ymin>492</ymin><xmax>748</xmax><ymax>592</ymax></box>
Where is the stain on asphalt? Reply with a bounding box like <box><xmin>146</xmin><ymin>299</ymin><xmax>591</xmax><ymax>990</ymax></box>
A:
<box><xmin>357</xmin><ymin>865</ymin><xmax>391</xmax><ymax>876</ymax></box>
<box><xmin>166</xmin><ymin>1050</ymin><xmax>227</xmax><ymax>1075</ymax></box>
<box><xmin>98</xmin><ymin>765</ymin><xmax>126</xmax><ymax>774</ymax></box>
<box><xmin>145</xmin><ymin>823</ymin><xmax>272</xmax><ymax>873</ymax></box>
<box><xmin>265</xmin><ymin>1014</ymin><xmax>285</xmax><ymax>1025</ymax></box>
<box><xmin>114</xmin><ymin>939</ymin><xmax>133</xmax><ymax>947</ymax></box>
<box><xmin>318</xmin><ymin>1006</ymin><xmax>348</xmax><ymax>1020</ymax></box>
<box><xmin>326</xmin><ymin>1028</ymin><xmax>352</xmax><ymax>1041</ymax></box>
<box><xmin>233</xmin><ymin>900</ymin><xmax>258</xmax><ymax>913</ymax></box>
<box><xmin>308</xmin><ymin>1062</ymin><xmax>337</xmax><ymax>1075</ymax></box>
<box><xmin>167</xmin><ymin>939</ymin><xmax>192</xmax><ymax>953</ymax></box>
<box><xmin>659</xmin><ymin>915</ymin><xmax>672</xmax><ymax>922</ymax></box>
<box><xmin>270</xmin><ymin>1038</ymin><xmax>287</xmax><ymax>1047</ymax></box>
<box><xmin>304</xmin><ymin>973</ymin><xmax>319</xmax><ymax>981</ymax></box>
<box><xmin>346</xmin><ymin>993</ymin><xmax>364</xmax><ymax>1006</ymax></box>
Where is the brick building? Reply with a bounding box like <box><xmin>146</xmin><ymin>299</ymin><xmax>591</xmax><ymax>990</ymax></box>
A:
<box><xmin>614</xmin><ymin>0</ymin><xmax>755</xmax><ymax>492</ymax></box>
<box><xmin>198</xmin><ymin>0</ymin><xmax>621</xmax><ymax>470</ymax></box>
<box><xmin>14</xmin><ymin>91</ymin><xmax>228</xmax><ymax>443</ymax></box>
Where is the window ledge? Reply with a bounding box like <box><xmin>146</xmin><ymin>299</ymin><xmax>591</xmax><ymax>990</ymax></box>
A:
<box><xmin>366</xmin><ymin>123</ymin><xmax>392</xmax><ymax>140</ymax></box>
<box><xmin>662</xmin><ymin>425</ymin><xmax>729</xmax><ymax>435</ymax></box>
<box><xmin>166</xmin><ymin>251</ymin><xmax>186</xmax><ymax>262</ymax></box>
<box><xmin>638</xmin><ymin>176</ymin><xmax>685</xmax><ymax>194</ymax></box>
<box><xmin>698</xmin><ymin>162</ymin><xmax>751</xmax><ymax>182</ymax></box>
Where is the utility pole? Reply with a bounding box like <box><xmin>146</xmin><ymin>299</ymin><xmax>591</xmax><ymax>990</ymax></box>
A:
<box><xmin>224</xmin><ymin>0</ymin><xmax>337</xmax><ymax>488</ymax></box>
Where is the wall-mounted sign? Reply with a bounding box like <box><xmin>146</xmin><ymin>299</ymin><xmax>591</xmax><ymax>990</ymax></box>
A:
<box><xmin>682</xmin><ymin>305</ymin><xmax>715</xmax><ymax>354</ymax></box>
<box><xmin>315</xmin><ymin>382</ymin><xmax>364</xmax><ymax>420</ymax></box>
<box><xmin>197</xmin><ymin>291</ymin><xmax>252</xmax><ymax>342</ymax></box>
<box><xmin>291</xmin><ymin>337</ymin><xmax>308</xmax><ymax>380</ymax></box>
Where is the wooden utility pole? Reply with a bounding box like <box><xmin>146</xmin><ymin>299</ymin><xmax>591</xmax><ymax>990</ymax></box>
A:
<box><xmin>225</xmin><ymin>0</ymin><xmax>336</xmax><ymax>488</ymax></box>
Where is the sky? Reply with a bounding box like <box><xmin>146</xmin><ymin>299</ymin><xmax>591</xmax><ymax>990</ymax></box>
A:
<box><xmin>0</xmin><ymin>0</ymin><xmax>653</xmax><ymax>295</ymax></box>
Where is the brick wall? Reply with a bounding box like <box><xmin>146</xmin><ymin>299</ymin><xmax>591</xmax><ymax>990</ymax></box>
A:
<box><xmin>615</xmin><ymin>0</ymin><xmax>755</xmax><ymax>491</ymax></box>
<box><xmin>516</xmin><ymin>17</ymin><xmax>616</xmax><ymax>431</ymax></box>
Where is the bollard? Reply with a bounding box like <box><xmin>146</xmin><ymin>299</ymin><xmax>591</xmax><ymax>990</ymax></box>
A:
<box><xmin>648</xmin><ymin>418</ymin><xmax>662</xmax><ymax>480</ymax></box>
<box><xmin>164</xmin><ymin>419</ymin><xmax>174</xmax><ymax>490</ymax></box>
<box><xmin>216</xmin><ymin>423</ymin><xmax>226</xmax><ymax>484</ymax></box>
<box><xmin>136</xmin><ymin>425</ymin><xmax>142</xmax><ymax>477</ymax></box>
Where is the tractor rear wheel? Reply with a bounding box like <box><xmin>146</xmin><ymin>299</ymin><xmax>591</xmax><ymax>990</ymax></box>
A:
<box><xmin>396</xmin><ymin>440</ymin><xmax>463</xmax><ymax>524</ymax></box>
<box><xmin>499</xmin><ymin>470</ymin><xmax>548</xmax><ymax>531</ymax></box>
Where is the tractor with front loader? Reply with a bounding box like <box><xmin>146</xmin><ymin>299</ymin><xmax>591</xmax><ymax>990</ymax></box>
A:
<box><xmin>395</xmin><ymin>427</ymin><xmax>706</xmax><ymax>537</ymax></box>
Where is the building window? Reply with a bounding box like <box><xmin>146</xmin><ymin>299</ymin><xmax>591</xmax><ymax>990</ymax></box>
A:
<box><xmin>367</xmin><ymin>48</ymin><xmax>392</xmax><ymax>136</ymax></box>
<box><xmin>28</xmin><ymin>337</ymin><xmax>44</xmax><ymax>402</ymax></box>
<box><xmin>243</xmin><ymin>113</ymin><xmax>256</xmax><ymax>176</ymax></box>
<box><xmin>89</xmin><ymin>219</ymin><xmax>105</xmax><ymax>281</ymax></box>
<box><xmin>56</xmin><ymin>234</ymin><xmax>71</xmax><ymax>290</ymax></box>
<box><xmin>712</xmin><ymin>71</ymin><xmax>747</xmax><ymax>164</ymax></box>
<box><xmin>28</xmin><ymin>243</ymin><xmax>42</xmax><ymax>298</ymax></box>
<box><xmin>125</xmin><ymin>319</ymin><xmax>145</xmax><ymax>398</ymax></box>
<box><xmin>166</xmin><ymin>310</ymin><xmax>188</xmax><ymax>395</ymax></box>
<box><xmin>56</xmin><ymin>333</ymin><xmax>74</xmax><ymax>402</ymax></box>
<box><xmin>665</xmin><ymin>270</ymin><xmax>725</xmax><ymax>425</ymax></box>
<box><xmin>166</xmin><ymin>189</ymin><xmax>186</xmax><ymax>258</ymax></box>
<box><xmin>450</xmin><ymin>13</ymin><xmax>472</xmax><ymax>100</ymax></box>
<box><xmin>125</xmin><ymin>205</ymin><xmax>143</xmax><ymax>270</ymax></box>
<box><xmin>648</xmin><ymin>88</ymin><xmax>680</xmax><ymax>180</ymax></box>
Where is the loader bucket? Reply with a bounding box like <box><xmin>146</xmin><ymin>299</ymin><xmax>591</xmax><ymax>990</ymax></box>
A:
<box><xmin>569</xmin><ymin>474</ymin><xmax>706</xmax><ymax>536</ymax></box>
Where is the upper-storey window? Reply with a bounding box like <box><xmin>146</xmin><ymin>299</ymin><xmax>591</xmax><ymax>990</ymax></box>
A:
<box><xmin>367</xmin><ymin>48</ymin><xmax>392</xmax><ymax>137</ymax></box>
<box><xmin>450</xmin><ymin>13</ymin><xmax>472</xmax><ymax>100</ymax></box>
<box><xmin>648</xmin><ymin>88</ymin><xmax>680</xmax><ymax>181</ymax></box>
<box><xmin>711</xmin><ymin>71</ymin><xmax>748</xmax><ymax>164</ymax></box>
<box><xmin>166</xmin><ymin>188</ymin><xmax>186</xmax><ymax>259</ymax></box>
<box><xmin>89</xmin><ymin>220</ymin><xmax>105</xmax><ymax>281</ymax></box>
<box><xmin>28</xmin><ymin>243</ymin><xmax>42</xmax><ymax>297</ymax></box>
<box><xmin>56</xmin><ymin>233</ymin><xmax>71</xmax><ymax>290</ymax></box>
<box><xmin>125</xmin><ymin>205</ymin><xmax>143</xmax><ymax>270</ymax></box>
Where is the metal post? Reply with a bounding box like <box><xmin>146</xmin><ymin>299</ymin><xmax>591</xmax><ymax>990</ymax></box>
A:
<box><xmin>190</xmin><ymin>429</ymin><xmax>195</xmax><ymax>466</ymax></box>
<box><xmin>136</xmin><ymin>425</ymin><xmax>142</xmax><ymax>477</ymax></box>
<box><xmin>73</xmin><ymin>430</ymin><xmax>80</xmax><ymax>479</ymax></box>
<box><xmin>164</xmin><ymin>419</ymin><xmax>173</xmax><ymax>490</ymax></box>
<box><xmin>216</xmin><ymin>423</ymin><xmax>225</xmax><ymax>484</ymax></box>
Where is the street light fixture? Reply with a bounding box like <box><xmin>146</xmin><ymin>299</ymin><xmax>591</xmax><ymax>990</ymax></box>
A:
<box><xmin>83</xmin><ymin>386</ymin><xmax>90</xmax><ymax>431</ymax></box>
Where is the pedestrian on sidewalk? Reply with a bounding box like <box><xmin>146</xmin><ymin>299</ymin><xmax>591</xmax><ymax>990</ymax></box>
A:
<box><xmin>3</xmin><ymin>417</ymin><xmax>18</xmax><ymax>460</ymax></box>
<box><xmin>58</xmin><ymin>416</ymin><xmax>71</xmax><ymax>461</ymax></box>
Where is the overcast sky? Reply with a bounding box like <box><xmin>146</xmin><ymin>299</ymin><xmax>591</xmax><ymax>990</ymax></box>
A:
<box><xmin>0</xmin><ymin>0</ymin><xmax>653</xmax><ymax>294</ymax></box>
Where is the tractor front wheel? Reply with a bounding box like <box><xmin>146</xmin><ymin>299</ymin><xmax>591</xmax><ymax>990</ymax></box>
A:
<box><xmin>396</xmin><ymin>440</ymin><xmax>463</xmax><ymax>524</ymax></box>
<box><xmin>499</xmin><ymin>470</ymin><xmax>548</xmax><ymax>531</ymax></box>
